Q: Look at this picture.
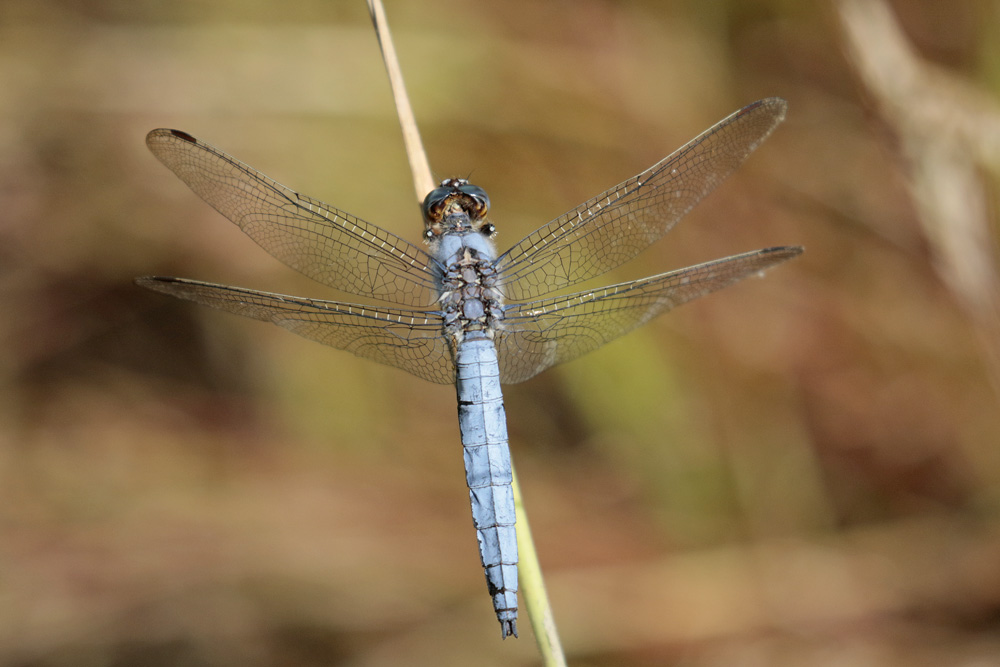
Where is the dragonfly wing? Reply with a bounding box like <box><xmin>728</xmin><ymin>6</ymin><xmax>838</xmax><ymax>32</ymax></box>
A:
<box><xmin>137</xmin><ymin>277</ymin><xmax>454</xmax><ymax>384</ymax></box>
<box><xmin>496</xmin><ymin>246</ymin><xmax>802</xmax><ymax>384</ymax></box>
<box><xmin>146</xmin><ymin>129</ymin><xmax>439</xmax><ymax>307</ymax></box>
<box><xmin>494</xmin><ymin>98</ymin><xmax>787</xmax><ymax>301</ymax></box>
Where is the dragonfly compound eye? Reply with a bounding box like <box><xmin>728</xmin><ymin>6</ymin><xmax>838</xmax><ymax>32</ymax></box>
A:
<box><xmin>422</xmin><ymin>186</ymin><xmax>454</xmax><ymax>223</ymax></box>
<box><xmin>458</xmin><ymin>184</ymin><xmax>490</xmax><ymax>218</ymax></box>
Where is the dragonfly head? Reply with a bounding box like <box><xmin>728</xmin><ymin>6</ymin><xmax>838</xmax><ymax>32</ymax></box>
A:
<box><xmin>422</xmin><ymin>178</ymin><xmax>494</xmax><ymax>241</ymax></box>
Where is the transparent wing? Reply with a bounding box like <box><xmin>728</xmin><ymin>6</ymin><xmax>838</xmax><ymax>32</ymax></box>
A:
<box><xmin>136</xmin><ymin>277</ymin><xmax>454</xmax><ymax>384</ymax></box>
<box><xmin>496</xmin><ymin>246</ymin><xmax>802</xmax><ymax>384</ymax></box>
<box><xmin>146</xmin><ymin>129</ymin><xmax>439</xmax><ymax>307</ymax></box>
<box><xmin>494</xmin><ymin>98</ymin><xmax>787</xmax><ymax>301</ymax></box>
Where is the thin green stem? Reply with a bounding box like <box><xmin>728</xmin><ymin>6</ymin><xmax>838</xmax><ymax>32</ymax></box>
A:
<box><xmin>512</xmin><ymin>463</ymin><xmax>567</xmax><ymax>664</ymax></box>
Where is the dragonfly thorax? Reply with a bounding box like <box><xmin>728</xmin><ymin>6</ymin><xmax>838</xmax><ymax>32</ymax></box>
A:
<box><xmin>439</xmin><ymin>243</ymin><xmax>505</xmax><ymax>347</ymax></box>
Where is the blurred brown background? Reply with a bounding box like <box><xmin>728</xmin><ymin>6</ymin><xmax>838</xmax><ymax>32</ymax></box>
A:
<box><xmin>3</xmin><ymin>0</ymin><xmax>1000</xmax><ymax>665</ymax></box>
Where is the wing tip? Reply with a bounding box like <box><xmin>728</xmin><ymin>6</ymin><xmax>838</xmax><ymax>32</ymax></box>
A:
<box><xmin>750</xmin><ymin>246</ymin><xmax>804</xmax><ymax>273</ymax></box>
<box><xmin>134</xmin><ymin>276</ymin><xmax>189</xmax><ymax>295</ymax></box>
<box><xmin>146</xmin><ymin>128</ymin><xmax>196</xmax><ymax>146</ymax></box>
<box><xmin>169</xmin><ymin>129</ymin><xmax>197</xmax><ymax>143</ymax></box>
<box><xmin>740</xmin><ymin>97</ymin><xmax>789</xmax><ymax>121</ymax></box>
<box><xmin>761</xmin><ymin>244</ymin><xmax>804</xmax><ymax>257</ymax></box>
<box><xmin>135</xmin><ymin>275</ymin><xmax>177</xmax><ymax>285</ymax></box>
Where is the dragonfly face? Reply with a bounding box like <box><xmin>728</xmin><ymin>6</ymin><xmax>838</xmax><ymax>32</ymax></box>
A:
<box><xmin>137</xmin><ymin>98</ymin><xmax>803</xmax><ymax>639</ymax></box>
<box><xmin>423</xmin><ymin>177</ymin><xmax>493</xmax><ymax>238</ymax></box>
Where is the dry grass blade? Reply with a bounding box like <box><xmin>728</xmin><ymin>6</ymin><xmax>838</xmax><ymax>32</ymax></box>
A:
<box><xmin>364</xmin><ymin>0</ymin><xmax>566</xmax><ymax>660</ymax></box>
<box><xmin>366</xmin><ymin>0</ymin><xmax>435</xmax><ymax>201</ymax></box>
<box><xmin>838</xmin><ymin>0</ymin><xmax>1000</xmax><ymax>396</ymax></box>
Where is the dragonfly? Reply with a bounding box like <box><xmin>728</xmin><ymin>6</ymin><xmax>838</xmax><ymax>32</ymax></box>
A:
<box><xmin>137</xmin><ymin>97</ymin><xmax>802</xmax><ymax>639</ymax></box>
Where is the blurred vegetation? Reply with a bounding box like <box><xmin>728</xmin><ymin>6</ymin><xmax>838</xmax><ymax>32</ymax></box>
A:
<box><xmin>2</xmin><ymin>0</ymin><xmax>1000</xmax><ymax>665</ymax></box>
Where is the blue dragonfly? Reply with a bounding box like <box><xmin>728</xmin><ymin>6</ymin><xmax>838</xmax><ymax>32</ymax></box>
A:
<box><xmin>137</xmin><ymin>97</ymin><xmax>802</xmax><ymax>639</ymax></box>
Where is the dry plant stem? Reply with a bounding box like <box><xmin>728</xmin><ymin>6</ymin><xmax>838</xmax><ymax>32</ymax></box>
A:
<box><xmin>366</xmin><ymin>0</ymin><xmax>435</xmax><ymax>201</ymax></box>
<box><xmin>838</xmin><ymin>0</ymin><xmax>1000</xmax><ymax>397</ymax></box>
<box><xmin>365</xmin><ymin>0</ymin><xmax>565</xmax><ymax>657</ymax></box>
